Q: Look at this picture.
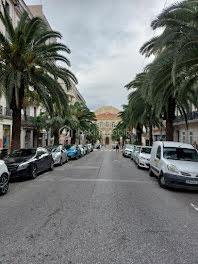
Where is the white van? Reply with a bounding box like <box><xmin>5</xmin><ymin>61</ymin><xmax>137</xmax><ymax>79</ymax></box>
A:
<box><xmin>149</xmin><ymin>141</ymin><xmax>198</xmax><ymax>189</ymax></box>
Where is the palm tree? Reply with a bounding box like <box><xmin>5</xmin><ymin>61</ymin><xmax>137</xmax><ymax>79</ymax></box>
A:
<box><xmin>125</xmin><ymin>72</ymin><xmax>160</xmax><ymax>145</ymax></box>
<box><xmin>139</xmin><ymin>1</ymin><xmax>198</xmax><ymax>140</ymax></box>
<box><xmin>69</xmin><ymin>102</ymin><xmax>96</xmax><ymax>144</ymax></box>
<box><xmin>0</xmin><ymin>5</ymin><xmax>77</xmax><ymax>151</ymax></box>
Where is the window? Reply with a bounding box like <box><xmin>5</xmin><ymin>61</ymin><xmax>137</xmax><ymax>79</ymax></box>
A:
<box><xmin>37</xmin><ymin>148</ymin><xmax>45</xmax><ymax>155</ymax></box>
<box><xmin>112</xmin><ymin>122</ymin><xmax>115</xmax><ymax>128</ymax></box>
<box><xmin>141</xmin><ymin>147</ymin><xmax>152</xmax><ymax>154</ymax></box>
<box><xmin>156</xmin><ymin>146</ymin><xmax>161</xmax><ymax>159</ymax></box>
<box><xmin>189</xmin><ymin>131</ymin><xmax>193</xmax><ymax>145</ymax></box>
<box><xmin>100</xmin><ymin>122</ymin><xmax>103</xmax><ymax>128</ymax></box>
<box><xmin>163</xmin><ymin>147</ymin><xmax>198</xmax><ymax>162</ymax></box>
<box><xmin>182</xmin><ymin>132</ymin><xmax>186</xmax><ymax>143</ymax></box>
<box><xmin>106</xmin><ymin>122</ymin><xmax>109</xmax><ymax>127</ymax></box>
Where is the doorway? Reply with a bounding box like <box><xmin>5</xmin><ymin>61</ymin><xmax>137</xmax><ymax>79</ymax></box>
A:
<box><xmin>105</xmin><ymin>137</ymin><xmax>110</xmax><ymax>145</ymax></box>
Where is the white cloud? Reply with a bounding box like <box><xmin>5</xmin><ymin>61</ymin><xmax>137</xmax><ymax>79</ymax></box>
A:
<box><xmin>24</xmin><ymin>0</ymin><xmax>176</xmax><ymax>110</ymax></box>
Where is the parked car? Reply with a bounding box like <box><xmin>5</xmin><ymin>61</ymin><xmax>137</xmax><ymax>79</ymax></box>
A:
<box><xmin>0</xmin><ymin>160</ymin><xmax>10</xmax><ymax>195</ymax></box>
<box><xmin>131</xmin><ymin>146</ymin><xmax>141</xmax><ymax>161</ymax></box>
<box><xmin>78</xmin><ymin>145</ymin><xmax>85</xmax><ymax>157</ymax></box>
<box><xmin>95</xmin><ymin>144</ymin><xmax>101</xmax><ymax>149</ymax></box>
<box><xmin>136</xmin><ymin>146</ymin><xmax>152</xmax><ymax>169</ymax></box>
<box><xmin>50</xmin><ymin>145</ymin><xmax>68</xmax><ymax>165</ymax></box>
<box><xmin>66</xmin><ymin>145</ymin><xmax>81</xmax><ymax>160</ymax></box>
<box><xmin>87</xmin><ymin>144</ymin><xmax>93</xmax><ymax>152</ymax></box>
<box><xmin>123</xmin><ymin>144</ymin><xmax>134</xmax><ymax>157</ymax></box>
<box><xmin>4</xmin><ymin>148</ymin><xmax>54</xmax><ymax>180</ymax></box>
<box><xmin>150</xmin><ymin>141</ymin><xmax>198</xmax><ymax>189</ymax></box>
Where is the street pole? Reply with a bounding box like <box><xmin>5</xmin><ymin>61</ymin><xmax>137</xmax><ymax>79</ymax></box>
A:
<box><xmin>159</xmin><ymin>117</ymin><xmax>163</xmax><ymax>141</ymax></box>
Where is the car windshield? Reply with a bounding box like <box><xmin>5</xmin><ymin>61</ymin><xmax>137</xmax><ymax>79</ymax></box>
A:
<box><xmin>163</xmin><ymin>147</ymin><xmax>198</xmax><ymax>162</ymax></box>
<box><xmin>126</xmin><ymin>145</ymin><xmax>133</xmax><ymax>149</ymax></box>
<box><xmin>65</xmin><ymin>145</ymin><xmax>73</xmax><ymax>149</ymax></box>
<box><xmin>141</xmin><ymin>147</ymin><xmax>151</xmax><ymax>154</ymax></box>
<box><xmin>9</xmin><ymin>149</ymin><xmax>36</xmax><ymax>158</ymax></box>
<box><xmin>52</xmin><ymin>146</ymin><xmax>61</xmax><ymax>152</ymax></box>
<box><xmin>69</xmin><ymin>145</ymin><xmax>76</xmax><ymax>150</ymax></box>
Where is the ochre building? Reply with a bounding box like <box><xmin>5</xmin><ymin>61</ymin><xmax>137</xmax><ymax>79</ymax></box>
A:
<box><xmin>94</xmin><ymin>106</ymin><xmax>121</xmax><ymax>145</ymax></box>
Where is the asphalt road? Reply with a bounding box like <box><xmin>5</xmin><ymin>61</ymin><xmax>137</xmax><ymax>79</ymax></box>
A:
<box><xmin>1</xmin><ymin>149</ymin><xmax>198</xmax><ymax>264</ymax></box>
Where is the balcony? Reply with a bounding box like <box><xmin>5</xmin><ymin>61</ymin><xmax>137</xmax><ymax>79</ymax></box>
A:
<box><xmin>174</xmin><ymin>111</ymin><xmax>198</xmax><ymax>123</ymax></box>
<box><xmin>14</xmin><ymin>0</ymin><xmax>26</xmax><ymax>15</ymax></box>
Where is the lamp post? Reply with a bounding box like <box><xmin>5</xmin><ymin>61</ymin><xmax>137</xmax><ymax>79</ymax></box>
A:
<box><xmin>159</xmin><ymin>116</ymin><xmax>163</xmax><ymax>141</ymax></box>
<box><xmin>45</xmin><ymin>120</ymin><xmax>50</xmax><ymax>147</ymax></box>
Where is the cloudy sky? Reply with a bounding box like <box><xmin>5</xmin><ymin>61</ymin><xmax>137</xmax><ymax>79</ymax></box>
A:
<box><xmin>24</xmin><ymin>0</ymin><xmax>175</xmax><ymax>111</ymax></box>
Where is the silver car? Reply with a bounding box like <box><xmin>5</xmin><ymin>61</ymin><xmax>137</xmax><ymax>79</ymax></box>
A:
<box><xmin>123</xmin><ymin>144</ymin><xmax>134</xmax><ymax>158</ymax></box>
<box><xmin>51</xmin><ymin>145</ymin><xmax>68</xmax><ymax>166</ymax></box>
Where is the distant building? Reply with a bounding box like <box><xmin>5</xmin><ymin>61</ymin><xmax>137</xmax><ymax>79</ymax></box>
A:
<box><xmin>94</xmin><ymin>106</ymin><xmax>121</xmax><ymax>145</ymax></box>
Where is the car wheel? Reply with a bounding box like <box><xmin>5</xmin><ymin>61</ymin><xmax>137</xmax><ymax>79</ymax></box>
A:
<box><xmin>59</xmin><ymin>158</ymin><xmax>63</xmax><ymax>166</ymax></box>
<box><xmin>158</xmin><ymin>173</ymin><xmax>167</xmax><ymax>189</ymax></box>
<box><xmin>75</xmin><ymin>155</ymin><xmax>79</xmax><ymax>160</ymax></box>
<box><xmin>30</xmin><ymin>164</ymin><xmax>37</xmax><ymax>179</ymax></box>
<box><xmin>149</xmin><ymin>167</ymin><xmax>154</xmax><ymax>177</ymax></box>
<box><xmin>49</xmin><ymin>160</ymin><xmax>54</xmax><ymax>171</ymax></box>
<box><xmin>0</xmin><ymin>173</ymin><xmax>9</xmax><ymax>195</ymax></box>
<box><xmin>137</xmin><ymin>161</ymin><xmax>140</xmax><ymax>169</ymax></box>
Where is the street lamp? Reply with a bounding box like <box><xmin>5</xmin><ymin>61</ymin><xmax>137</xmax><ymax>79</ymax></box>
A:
<box><xmin>46</xmin><ymin>119</ymin><xmax>50</xmax><ymax>146</ymax></box>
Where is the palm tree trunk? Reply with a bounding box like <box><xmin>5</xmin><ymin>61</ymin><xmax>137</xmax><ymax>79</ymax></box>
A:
<box><xmin>71</xmin><ymin>129</ymin><xmax>76</xmax><ymax>144</ymax></box>
<box><xmin>166</xmin><ymin>98</ymin><xmax>176</xmax><ymax>141</ymax></box>
<box><xmin>53</xmin><ymin>129</ymin><xmax>59</xmax><ymax>145</ymax></box>
<box><xmin>10</xmin><ymin>84</ymin><xmax>24</xmax><ymax>152</ymax></box>
<box><xmin>36</xmin><ymin>131</ymin><xmax>39</xmax><ymax>147</ymax></box>
<box><xmin>11</xmin><ymin>108</ymin><xmax>21</xmax><ymax>152</ymax></box>
<box><xmin>136</xmin><ymin>123</ymin><xmax>142</xmax><ymax>145</ymax></box>
<box><xmin>149</xmin><ymin>123</ymin><xmax>153</xmax><ymax>146</ymax></box>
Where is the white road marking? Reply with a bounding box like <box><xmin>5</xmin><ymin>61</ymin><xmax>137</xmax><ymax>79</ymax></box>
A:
<box><xmin>190</xmin><ymin>203</ymin><xmax>198</xmax><ymax>212</ymax></box>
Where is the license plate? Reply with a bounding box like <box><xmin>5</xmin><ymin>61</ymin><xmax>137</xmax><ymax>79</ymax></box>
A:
<box><xmin>185</xmin><ymin>180</ymin><xmax>198</xmax><ymax>184</ymax></box>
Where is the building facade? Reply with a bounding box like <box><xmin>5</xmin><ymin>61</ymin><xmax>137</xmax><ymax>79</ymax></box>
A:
<box><xmin>0</xmin><ymin>1</ymin><xmax>86</xmax><ymax>151</ymax></box>
<box><xmin>94</xmin><ymin>106</ymin><xmax>121</xmax><ymax>145</ymax></box>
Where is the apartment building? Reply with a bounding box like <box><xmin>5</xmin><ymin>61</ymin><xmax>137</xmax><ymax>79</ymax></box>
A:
<box><xmin>0</xmin><ymin>1</ymin><xmax>86</xmax><ymax>151</ymax></box>
<box><xmin>0</xmin><ymin>0</ymin><xmax>35</xmax><ymax>151</ymax></box>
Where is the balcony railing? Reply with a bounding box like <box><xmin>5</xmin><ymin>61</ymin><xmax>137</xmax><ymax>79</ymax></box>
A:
<box><xmin>174</xmin><ymin>111</ymin><xmax>198</xmax><ymax>123</ymax></box>
<box><xmin>14</xmin><ymin>0</ymin><xmax>26</xmax><ymax>14</ymax></box>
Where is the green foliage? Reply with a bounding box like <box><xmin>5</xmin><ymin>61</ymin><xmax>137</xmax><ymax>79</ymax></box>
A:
<box><xmin>122</xmin><ymin>0</ymin><xmax>198</xmax><ymax>141</ymax></box>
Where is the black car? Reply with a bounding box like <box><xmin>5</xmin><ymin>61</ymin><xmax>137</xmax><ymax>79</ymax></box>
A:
<box><xmin>4</xmin><ymin>148</ymin><xmax>54</xmax><ymax>179</ymax></box>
